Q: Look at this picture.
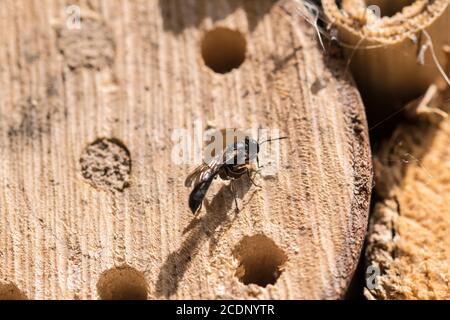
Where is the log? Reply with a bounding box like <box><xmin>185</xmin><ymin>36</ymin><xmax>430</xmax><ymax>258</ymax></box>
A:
<box><xmin>365</xmin><ymin>87</ymin><xmax>450</xmax><ymax>299</ymax></box>
<box><xmin>0</xmin><ymin>0</ymin><xmax>372</xmax><ymax>299</ymax></box>
<box><xmin>323</xmin><ymin>0</ymin><xmax>450</xmax><ymax>124</ymax></box>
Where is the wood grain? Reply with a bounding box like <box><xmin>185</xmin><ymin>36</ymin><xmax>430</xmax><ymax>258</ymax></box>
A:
<box><xmin>0</xmin><ymin>0</ymin><xmax>372</xmax><ymax>299</ymax></box>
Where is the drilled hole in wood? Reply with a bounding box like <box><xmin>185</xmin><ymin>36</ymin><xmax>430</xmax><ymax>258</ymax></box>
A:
<box><xmin>97</xmin><ymin>266</ymin><xmax>148</xmax><ymax>300</ymax></box>
<box><xmin>365</xmin><ymin>0</ymin><xmax>414</xmax><ymax>17</ymax></box>
<box><xmin>80</xmin><ymin>138</ymin><xmax>131</xmax><ymax>192</ymax></box>
<box><xmin>0</xmin><ymin>281</ymin><xmax>27</xmax><ymax>300</ymax></box>
<box><xmin>233</xmin><ymin>234</ymin><xmax>287</xmax><ymax>287</ymax></box>
<box><xmin>201</xmin><ymin>27</ymin><xmax>246</xmax><ymax>74</ymax></box>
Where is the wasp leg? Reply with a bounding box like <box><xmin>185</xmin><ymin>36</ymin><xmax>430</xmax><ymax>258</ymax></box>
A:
<box><xmin>256</xmin><ymin>156</ymin><xmax>265</xmax><ymax>169</ymax></box>
<box><xmin>247</xmin><ymin>168</ymin><xmax>261</xmax><ymax>188</ymax></box>
<box><xmin>255</xmin><ymin>156</ymin><xmax>265</xmax><ymax>175</ymax></box>
<box><xmin>230</xmin><ymin>180</ymin><xmax>240</xmax><ymax>212</ymax></box>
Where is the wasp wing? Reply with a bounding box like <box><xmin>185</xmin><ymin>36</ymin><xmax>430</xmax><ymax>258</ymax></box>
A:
<box><xmin>186</xmin><ymin>154</ymin><xmax>225</xmax><ymax>214</ymax></box>
<box><xmin>184</xmin><ymin>163</ymin><xmax>210</xmax><ymax>188</ymax></box>
<box><xmin>185</xmin><ymin>141</ymin><xmax>244</xmax><ymax>214</ymax></box>
<box><xmin>184</xmin><ymin>144</ymin><xmax>239</xmax><ymax>188</ymax></box>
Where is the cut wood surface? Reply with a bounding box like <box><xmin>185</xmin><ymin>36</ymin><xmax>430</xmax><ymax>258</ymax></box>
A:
<box><xmin>0</xmin><ymin>0</ymin><xmax>372</xmax><ymax>299</ymax></box>
<box><xmin>323</xmin><ymin>0</ymin><xmax>450</xmax><ymax>122</ymax></box>
<box><xmin>366</xmin><ymin>88</ymin><xmax>450</xmax><ymax>300</ymax></box>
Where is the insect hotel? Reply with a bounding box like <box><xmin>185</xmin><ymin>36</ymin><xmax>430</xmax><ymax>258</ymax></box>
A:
<box><xmin>0</xmin><ymin>0</ymin><xmax>448</xmax><ymax>300</ymax></box>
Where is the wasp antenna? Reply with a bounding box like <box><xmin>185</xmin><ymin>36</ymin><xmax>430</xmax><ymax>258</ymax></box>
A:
<box><xmin>259</xmin><ymin>136</ymin><xmax>288</xmax><ymax>146</ymax></box>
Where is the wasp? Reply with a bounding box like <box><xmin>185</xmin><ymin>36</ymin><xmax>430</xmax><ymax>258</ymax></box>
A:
<box><xmin>185</xmin><ymin>134</ymin><xmax>287</xmax><ymax>214</ymax></box>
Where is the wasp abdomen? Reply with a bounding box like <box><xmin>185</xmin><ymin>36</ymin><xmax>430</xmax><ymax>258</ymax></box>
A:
<box><xmin>188</xmin><ymin>171</ymin><xmax>217</xmax><ymax>214</ymax></box>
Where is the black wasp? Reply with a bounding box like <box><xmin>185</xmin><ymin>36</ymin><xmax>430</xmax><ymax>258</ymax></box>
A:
<box><xmin>185</xmin><ymin>133</ymin><xmax>287</xmax><ymax>214</ymax></box>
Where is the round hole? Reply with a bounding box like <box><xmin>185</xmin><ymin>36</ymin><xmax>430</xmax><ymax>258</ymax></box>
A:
<box><xmin>97</xmin><ymin>266</ymin><xmax>148</xmax><ymax>300</ymax></box>
<box><xmin>233</xmin><ymin>234</ymin><xmax>288</xmax><ymax>287</ymax></box>
<box><xmin>201</xmin><ymin>27</ymin><xmax>247</xmax><ymax>74</ymax></box>
<box><xmin>0</xmin><ymin>281</ymin><xmax>27</xmax><ymax>300</ymax></box>
<box><xmin>365</xmin><ymin>0</ymin><xmax>414</xmax><ymax>17</ymax></box>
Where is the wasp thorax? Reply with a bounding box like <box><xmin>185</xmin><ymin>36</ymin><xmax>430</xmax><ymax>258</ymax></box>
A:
<box><xmin>204</xmin><ymin>129</ymin><xmax>252</xmax><ymax>165</ymax></box>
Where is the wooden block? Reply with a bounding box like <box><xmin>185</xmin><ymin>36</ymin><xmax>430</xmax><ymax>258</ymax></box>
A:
<box><xmin>323</xmin><ymin>0</ymin><xmax>450</xmax><ymax>124</ymax></box>
<box><xmin>366</xmin><ymin>88</ymin><xmax>450</xmax><ymax>300</ymax></box>
<box><xmin>0</xmin><ymin>0</ymin><xmax>372</xmax><ymax>299</ymax></box>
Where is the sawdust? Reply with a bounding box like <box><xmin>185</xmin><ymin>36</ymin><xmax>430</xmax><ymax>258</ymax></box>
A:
<box><xmin>366</xmin><ymin>96</ymin><xmax>450</xmax><ymax>299</ymax></box>
<box><xmin>80</xmin><ymin>138</ymin><xmax>131</xmax><ymax>192</ymax></box>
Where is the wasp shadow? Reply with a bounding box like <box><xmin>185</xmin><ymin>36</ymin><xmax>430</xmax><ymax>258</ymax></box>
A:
<box><xmin>158</xmin><ymin>0</ymin><xmax>277</xmax><ymax>34</ymax></box>
<box><xmin>155</xmin><ymin>176</ymin><xmax>253</xmax><ymax>298</ymax></box>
